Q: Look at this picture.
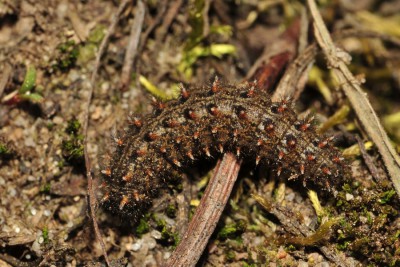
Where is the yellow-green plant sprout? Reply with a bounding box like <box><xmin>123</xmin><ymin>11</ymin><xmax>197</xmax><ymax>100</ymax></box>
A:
<box><xmin>18</xmin><ymin>65</ymin><xmax>44</xmax><ymax>103</ymax></box>
<box><xmin>308</xmin><ymin>66</ymin><xmax>333</xmax><ymax>105</ymax></box>
<box><xmin>284</xmin><ymin>217</ymin><xmax>341</xmax><ymax>246</ymax></box>
<box><xmin>343</xmin><ymin>141</ymin><xmax>373</xmax><ymax>157</ymax></box>
<box><xmin>318</xmin><ymin>105</ymin><xmax>350</xmax><ymax>134</ymax></box>
<box><xmin>356</xmin><ymin>11</ymin><xmax>400</xmax><ymax>37</ymax></box>
<box><xmin>178</xmin><ymin>0</ymin><xmax>236</xmax><ymax>80</ymax></box>
<box><xmin>308</xmin><ymin>190</ymin><xmax>327</xmax><ymax>218</ymax></box>
<box><xmin>139</xmin><ymin>75</ymin><xmax>179</xmax><ymax>100</ymax></box>
<box><xmin>19</xmin><ymin>65</ymin><xmax>36</xmax><ymax>93</ymax></box>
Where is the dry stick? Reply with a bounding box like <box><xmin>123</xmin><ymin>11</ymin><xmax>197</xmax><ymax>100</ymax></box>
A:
<box><xmin>274</xmin><ymin>44</ymin><xmax>317</xmax><ymax>101</ymax></box>
<box><xmin>356</xmin><ymin>135</ymin><xmax>384</xmax><ymax>183</ymax></box>
<box><xmin>164</xmin><ymin>153</ymin><xmax>242</xmax><ymax>267</ymax></box>
<box><xmin>307</xmin><ymin>0</ymin><xmax>400</xmax><ymax>199</ymax></box>
<box><xmin>275</xmin><ymin>29</ymin><xmax>400</xmax><ymax>102</ymax></box>
<box><xmin>155</xmin><ymin>0</ymin><xmax>184</xmax><ymax>42</ymax></box>
<box><xmin>120</xmin><ymin>0</ymin><xmax>145</xmax><ymax>91</ymax></box>
<box><xmin>138</xmin><ymin>0</ymin><xmax>168</xmax><ymax>52</ymax></box>
<box><xmin>84</xmin><ymin>0</ymin><xmax>131</xmax><ymax>266</ymax></box>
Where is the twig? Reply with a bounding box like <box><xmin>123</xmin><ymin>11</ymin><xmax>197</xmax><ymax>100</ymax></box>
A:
<box><xmin>356</xmin><ymin>135</ymin><xmax>384</xmax><ymax>183</ymax></box>
<box><xmin>138</xmin><ymin>0</ymin><xmax>168</xmax><ymax>52</ymax></box>
<box><xmin>155</xmin><ymin>0</ymin><xmax>184</xmax><ymax>42</ymax></box>
<box><xmin>84</xmin><ymin>0</ymin><xmax>132</xmax><ymax>266</ymax></box>
<box><xmin>120</xmin><ymin>0</ymin><xmax>146</xmax><ymax>91</ymax></box>
<box><xmin>164</xmin><ymin>153</ymin><xmax>242</xmax><ymax>267</ymax></box>
<box><xmin>275</xmin><ymin>28</ymin><xmax>400</xmax><ymax>102</ymax></box>
<box><xmin>274</xmin><ymin>44</ymin><xmax>317</xmax><ymax>101</ymax></box>
<box><xmin>245</xmin><ymin>19</ymin><xmax>299</xmax><ymax>81</ymax></box>
<box><xmin>67</xmin><ymin>3</ymin><xmax>89</xmax><ymax>42</ymax></box>
<box><xmin>307</xmin><ymin>0</ymin><xmax>400</xmax><ymax>198</ymax></box>
<box><xmin>249</xmin><ymin>52</ymin><xmax>292</xmax><ymax>96</ymax></box>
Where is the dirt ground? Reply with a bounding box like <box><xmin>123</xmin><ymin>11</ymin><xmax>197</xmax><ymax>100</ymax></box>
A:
<box><xmin>1</xmin><ymin>1</ymin><xmax>400</xmax><ymax>266</ymax></box>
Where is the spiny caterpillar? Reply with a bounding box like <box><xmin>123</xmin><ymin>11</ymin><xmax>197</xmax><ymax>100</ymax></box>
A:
<box><xmin>100</xmin><ymin>78</ymin><xmax>350</xmax><ymax>219</ymax></box>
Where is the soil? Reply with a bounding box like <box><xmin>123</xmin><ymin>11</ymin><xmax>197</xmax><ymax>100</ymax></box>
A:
<box><xmin>1</xmin><ymin>1</ymin><xmax>400</xmax><ymax>266</ymax></box>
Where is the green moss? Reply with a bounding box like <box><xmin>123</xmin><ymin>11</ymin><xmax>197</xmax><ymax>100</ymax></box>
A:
<box><xmin>225</xmin><ymin>249</ymin><xmax>235</xmax><ymax>261</ymax></box>
<box><xmin>342</xmin><ymin>183</ymin><xmax>352</xmax><ymax>193</ymax></box>
<box><xmin>62</xmin><ymin>138</ymin><xmax>84</xmax><ymax>160</ymax></box>
<box><xmin>337</xmin><ymin>240</ymin><xmax>351</xmax><ymax>250</ymax></box>
<box><xmin>217</xmin><ymin>220</ymin><xmax>247</xmax><ymax>240</ymax></box>
<box><xmin>77</xmin><ymin>43</ymin><xmax>97</xmax><ymax>65</ymax></box>
<box><xmin>53</xmin><ymin>40</ymin><xmax>79</xmax><ymax>71</ymax></box>
<box><xmin>87</xmin><ymin>25</ymin><xmax>106</xmax><ymax>44</ymax></box>
<box><xmin>135</xmin><ymin>218</ymin><xmax>150</xmax><ymax>236</ymax></box>
<box><xmin>0</xmin><ymin>142</ymin><xmax>12</xmax><ymax>156</ymax></box>
<box><xmin>154</xmin><ymin>216</ymin><xmax>180</xmax><ymax>247</ymax></box>
<box><xmin>56</xmin><ymin>160</ymin><xmax>65</xmax><ymax>169</ymax></box>
<box><xmin>65</xmin><ymin>118</ymin><xmax>81</xmax><ymax>135</ymax></box>
<box><xmin>166</xmin><ymin>204</ymin><xmax>177</xmax><ymax>218</ymax></box>
<box><xmin>378</xmin><ymin>189</ymin><xmax>396</xmax><ymax>204</ymax></box>
<box><xmin>42</xmin><ymin>226</ymin><xmax>49</xmax><ymax>243</ymax></box>
<box><xmin>40</xmin><ymin>183</ymin><xmax>51</xmax><ymax>194</ymax></box>
<box><xmin>46</xmin><ymin>122</ymin><xmax>55</xmax><ymax>131</ymax></box>
<box><xmin>62</xmin><ymin>118</ymin><xmax>84</xmax><ymax>162</ymax></box>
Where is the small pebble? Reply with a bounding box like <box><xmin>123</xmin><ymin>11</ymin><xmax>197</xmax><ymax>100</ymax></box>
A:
<box><xmin>130</xmin><ymin>239</ymin><xmax>143</xmax><ymax>252</ymax></box>
<box><xmin>163</xmin><ymin>251</ymin><xmax>171</xmax><ymax>260</ymax></box>
<box><xmin>146</xmin><ymin>237</ymin><xmax>157</xmax><ymax>250</ymax></box>
<box><xmin>345</xmin><ymin>193</ymin><xmax>354</xmax><ymax>201</ymax></box>
<box><xmin>30</xmin><ymin>208</ymin><xmax>37</xmax><ymax>215</ymax></box>
<box><xmin>44</xmin><ymin>209</ymin><xmax>51</xmax><ymax>216</ymax></box>
<box><xmin>150</xmin><ymin>230</ymin><xmax>162</xmax><ymax>240</ymax></box>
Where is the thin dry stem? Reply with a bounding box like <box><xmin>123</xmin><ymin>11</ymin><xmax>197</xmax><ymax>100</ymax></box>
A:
<box><xmin>84</xmin><ymin>1</ymin><xmax>132</xmax><ymax>266</ymax></box>
<box><xmin>307</xmin><ymin>0</ymin><xmax>400</xmax><ymax>198</ymax></box>
<box><xmin>120</xmin><ymin>0</ymin><xmax>145</xmax><ymax>91</ymax></box>
<box><xmin>164</xmin><ymin>153</ymin><xmax>242</xmax><ymax>267</ymax></box>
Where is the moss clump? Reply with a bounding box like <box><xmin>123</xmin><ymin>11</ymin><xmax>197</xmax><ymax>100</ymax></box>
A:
<box><xmin>40</xmin><ymin>183</ymin><xmax>51</xmax><ymax>194</ymax></box>
<box><xmin>166</xmin><ymin>204</ymin><xmax>177</xmax><ymax>218</ymax></box>
<box><xmin>53</xmin><ymin>40</ymin><xmax>79</xmax><ymax>71</ymax></box>
<box><xmin>0</xmin><ymin>142</ymin><xmax>12</xmax><ymax>157</ymax></box>
<box><xmin>135</xmin><ymin>217</ymin><xmax>150</xmax><ymax>236</ymax></box>
<box><xmin>42</xmin><ymin>226</ymin><xmax>49</xmax><ymax>244</ymax></box>
<box><xmin>378</xmin><ymin>189</ymin><xmax>396</xmax><ymax>204</ymax></box>
<box><xmin>65</xmin><ymin>118</ymin><xmax>81</xmax><ymax>135</ymax></box>
<box><xmin>0</xmin><ymin>138</ymin><xmax>16</xmax><ymax>160</ymax></box>
<box><xmin>217</xmin><ymin>220</ymin><xmax>247</xmax><ymax>241</ymax></box>
<box><xmin>154</xmin><ymin>217</ymin><xmax>179</xmax><ymax>247</ymax></box>
<box><xmin>62</xmin><ymin>118</ymin><xmax>84</xmax><ymax>163</ymax></box>
<box><xmin>225</xmin><ymin>249</ymin><xmax>235</xmax><ymax>262</ymax></box>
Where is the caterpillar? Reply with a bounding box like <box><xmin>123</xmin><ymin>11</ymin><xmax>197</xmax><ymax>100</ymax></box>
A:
<box><xmin>100</xmin><ymin>78</ymin><xmax>349</xmax><ymax>219</ymax></box>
